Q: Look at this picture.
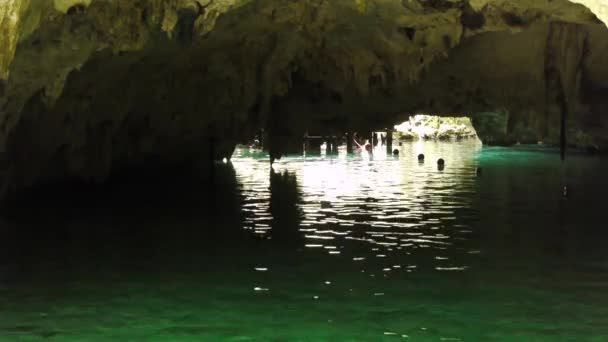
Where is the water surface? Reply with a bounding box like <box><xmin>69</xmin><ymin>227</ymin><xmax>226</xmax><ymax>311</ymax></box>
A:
<box><xmin>1</xmin><ymin>140</ymin><xmax>607</xmax><ymax>341</ymax></box>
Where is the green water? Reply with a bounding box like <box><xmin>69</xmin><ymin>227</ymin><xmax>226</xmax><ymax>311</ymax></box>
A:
<box><xmin>1</xmin><ymin>141</ymin><xmax>607</xmax><ymax>341</ymax></box>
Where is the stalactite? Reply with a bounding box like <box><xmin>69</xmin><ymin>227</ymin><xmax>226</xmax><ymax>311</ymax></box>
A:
<box><xmin>544</xmin><ymin>22</ymin><xmax>587</xmax><ymax>161</ymax></box>
<box><xmin>559</xmin><ymin>79</ymin><xmax>568</xmax><ymax>161</ymax></box>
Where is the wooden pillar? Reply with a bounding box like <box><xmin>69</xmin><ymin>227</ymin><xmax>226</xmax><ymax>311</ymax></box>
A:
<box><xmin>386</xmin><ymin>129</ymin><xmax>393</xmax><ymax>153</ymax></box>
<box><xmin>346</xmin><ymin>132</ymin><xmax>353</xmax><ymax>153</ymax></box>
<box><xmin>260</xmin><ymin>129</ymin><xmax>268</xmax><ymax>151</ymax></box>
<box><xmin>306</xmin><ymin>137</ymin><xmax>322</xmax><ymax>155</ymax></box>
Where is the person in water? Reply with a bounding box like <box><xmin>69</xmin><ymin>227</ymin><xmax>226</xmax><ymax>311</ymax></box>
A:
<box><xmin>354</xmin><ymin>137</ymin><xmax>373</xmax><ymax>152</ymax></box>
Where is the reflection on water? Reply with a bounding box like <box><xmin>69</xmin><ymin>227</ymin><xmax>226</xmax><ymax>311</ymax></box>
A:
<box><xmin>269</xmin><ymin>169</ymin><xmax>303</xmax><ymax>245</ymax></box>
<box><xmin>234</xmin><ymin>140</ymin><xmax>483</xmax><ymax>272</ymax></box>
<box><xmin>1</xmin><ymin>140</ymin><xmax>608</xmax><ymax>341</ymax></box>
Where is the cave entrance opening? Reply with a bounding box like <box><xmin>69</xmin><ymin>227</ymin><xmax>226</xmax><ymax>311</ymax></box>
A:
<box><xmin>394</xmin><ymin>115</ymin><xmax>479</xmax><ymax>142</ymax></box>
<box><xmin>238</xmin><ymin>115</ymin><xmax>480</xmax><ymax>161</ymax></box>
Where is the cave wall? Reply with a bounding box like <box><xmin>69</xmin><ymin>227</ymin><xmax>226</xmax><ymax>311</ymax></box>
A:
<box><xmin>1</xmin><ymin>0</ymin><xmax>608</xmax><ymax>195</ymax></box>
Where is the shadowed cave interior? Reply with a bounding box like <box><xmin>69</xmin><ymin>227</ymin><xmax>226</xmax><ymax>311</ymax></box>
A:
<box><xmin>1</xmin><ymin>1</ymin><xmax>608</xmax><ymax>341</ymax></box>
<box><xmin>0</xmin><ymin>0</ymin><xmax>607</xmax><ymax>196</ymax></box>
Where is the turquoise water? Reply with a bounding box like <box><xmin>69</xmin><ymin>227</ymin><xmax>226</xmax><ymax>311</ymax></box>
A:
<box><xmin>1</xmin><ymin>140</ymin><xmax>607</xmax><ymax>341</ymax></box>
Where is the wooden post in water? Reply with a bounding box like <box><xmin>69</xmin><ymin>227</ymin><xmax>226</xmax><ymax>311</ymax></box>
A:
<box><xmin>386</xmin><ymin>129</ymin><xmax>393</xmax><ymax>153</ymax></box>
<box><xmin>331</xmin><ymin>137</ymin><xmax>339</xmax><ymax>154</ymax></box>
<box><xmin>346</xmin><ymin>132</ymin><xmax>353</xmax><ymax>153</ymax></box>
<box><xmin>306</xmin><ymin>137</ymin><xmax>322</xmax><ymax>155</ymax></box>
<box><xmin>260</xmin><ymin>129</ymin><xmax>267</xmax><ymax>151</ymax></box>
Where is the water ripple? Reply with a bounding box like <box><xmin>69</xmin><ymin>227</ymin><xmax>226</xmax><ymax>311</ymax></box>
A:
<box><xmin>233</xmin><ymin>140</ymin><xmax>482</xmax><ymax>273</ymax></box>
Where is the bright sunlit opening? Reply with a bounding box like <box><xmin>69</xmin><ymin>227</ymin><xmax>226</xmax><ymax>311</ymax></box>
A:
<box><xmin>394</xmin><ymin>115</ymin><xmax>478</xmax><ymax>141</ymax></box>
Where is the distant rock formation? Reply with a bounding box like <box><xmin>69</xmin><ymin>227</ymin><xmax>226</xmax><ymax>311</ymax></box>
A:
<box><xmin>395</xmin><ymin>115</ymin><xmax>477</xmax><ymax>141</ymax></box>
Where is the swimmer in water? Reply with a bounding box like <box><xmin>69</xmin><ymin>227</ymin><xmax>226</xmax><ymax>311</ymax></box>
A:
<box><xmin>354</xmin><ymin>138</ymin><xmax>373</xmax><ymax>152</ymax></box>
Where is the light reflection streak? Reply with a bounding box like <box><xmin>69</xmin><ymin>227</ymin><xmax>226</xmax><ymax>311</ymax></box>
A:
<box><xmin>232</xmin><ymin>140</ymin><xmax>482</xmax><ymax>273</ymax></box>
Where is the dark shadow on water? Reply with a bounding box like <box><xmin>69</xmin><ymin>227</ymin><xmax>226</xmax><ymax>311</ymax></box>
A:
<box><xmin>0</xmin><ymin>162</ymin><xmax>249</xmax><ymax>284</ymax></box>
<box><xmin>1</xmin><ymin>162</ymin><xmax>242</xmax><ymax>220</ymax></box>
<box><xmin>269</xmin><ymin>168</ymin><xmax>303</xmax><ymax>247</ymax></box>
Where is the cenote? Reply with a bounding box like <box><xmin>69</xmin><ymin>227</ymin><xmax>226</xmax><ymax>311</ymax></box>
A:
<box><xmin>1</xmin><ymin>0</ymin><xmax>608</xmax><ymax>341</ymax></box>
<box><xmin>1</xmin><ymin>141</ymin><xmax>608</xmax><ymax>341</ymax></box>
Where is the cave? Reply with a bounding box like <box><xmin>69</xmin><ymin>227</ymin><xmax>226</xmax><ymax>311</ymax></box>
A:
<box><xmin>1</xmin><ymin>0</ymin><xmax>608</xmax><ymax>340</ymax></box>
<box><xmin>0</xmin><ymin>0</ymin><xmax>606</xmax><ymax>196</ymax></box>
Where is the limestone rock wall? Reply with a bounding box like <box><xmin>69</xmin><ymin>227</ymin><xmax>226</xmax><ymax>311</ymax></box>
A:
<box><xmin>0</xmin><ymin>0</ymin><xmax>30</xmax><ymax>81</ymax></box>
<box><xmin>0</xmin><ymin>0</ymin><xmax>251</xmax><ymax>149</ymax></box>
<box><xmin>570</xmin><ymin>0</ymin><xmax>608</xmax><ymax>26</ymax></box>
<box><xmin>0</xmin><ymin>0</ymin><xmax>607</xmax><ymax>195</ymax></box>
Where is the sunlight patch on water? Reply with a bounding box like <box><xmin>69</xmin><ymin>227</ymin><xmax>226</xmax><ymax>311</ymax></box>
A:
<box><xmin>232</xmin><ymin>140</ymin><xmax>483</xmax><ymax>274</ymax></box>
